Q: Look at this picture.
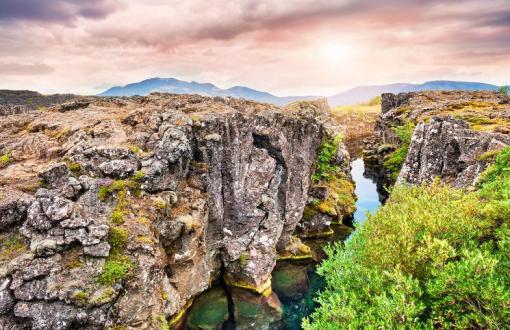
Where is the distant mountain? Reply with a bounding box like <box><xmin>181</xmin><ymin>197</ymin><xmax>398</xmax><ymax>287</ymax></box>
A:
<box><xmin>327</xmin><ymin>80</ymin><xmax>499</xmax><ymax>106</ymax></box>
<box><xmin>99</xmin><ymin>77</ymin><xmax>317</xmax><ymax>106</ymax></box>
<box><xmin>99</xmin><ymin>78</ymin><xmax>500</xmax><ymax>107</ymax></box>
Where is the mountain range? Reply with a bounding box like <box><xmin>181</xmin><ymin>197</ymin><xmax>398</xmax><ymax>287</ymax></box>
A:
<box><xmin>99</xmin><ymin>78</ymin><xmax>500</xmax><ymax>106</ymax></box>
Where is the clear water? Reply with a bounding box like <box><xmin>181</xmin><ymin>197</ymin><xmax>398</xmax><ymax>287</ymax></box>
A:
<box><xmin>278</xmin><ymin>157</ymin><xmax>382</xmax><ymax>329</ymax></box>
<box><xmin>351</xmin><ymin>158</ymin><xmax>381</xmax><ymax>223</ymax></box>
<box><xmin>184</xmin><ymin>158</ymin><xmax>382</xmax><ymax>329</ymax></box>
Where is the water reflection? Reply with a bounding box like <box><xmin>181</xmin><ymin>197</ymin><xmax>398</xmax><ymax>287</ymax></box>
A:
<box><xmin>351</xmin><ymin>158</ymin><xmax>381</xmax><ymax>223</ymax></box>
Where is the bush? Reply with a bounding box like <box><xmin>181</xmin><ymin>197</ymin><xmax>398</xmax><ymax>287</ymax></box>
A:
<box><xmin>305</xmin><ymin>149</ymin><xmax>510</xmax><ymax>330</ymax></box>
<box><xmin>312</xmin><ymin>134</ymin><xmax>342</xmax><ymax>182</ymax></box>
<box><xmin>383</xmin><ymin>122</ymin><xmax>415</xmax><ymax>180</ymax></box>
<box><xmin>498</xmin><ymin>85</ymin><xmax>509</xmax><ymax>95</ymax></box>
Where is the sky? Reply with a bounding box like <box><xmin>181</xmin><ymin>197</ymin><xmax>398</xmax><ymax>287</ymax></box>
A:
<box><xmin>0</xmin><ymin>0</ymin><xmax>509</xmax><ymax>96</ymax></box>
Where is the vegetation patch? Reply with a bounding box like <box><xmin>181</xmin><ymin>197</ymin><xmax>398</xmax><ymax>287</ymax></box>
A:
<box><xmin>312</xmin><ymin>134</ymin><xmax>342</xmax><ymax>182</ymax></box>
<box><xmin>0</xmin><ymin>234</ymin><xmax>27</xmax><ymax>262</ymax></box>
<box><xmin>305</xmin><ymin>147</ymin><xmax>510</xmax><ymax>329</ymax></box>
<box><xmin>383</xmin><ymin>122</ymin><xmax>415</xmax><ymax>180</ymax></box>
<box><xmin>96</xmin><ymin>226</ymin><xmax>134</xmax><ymax>285</ymax></box>
<box><xmin>0</xmin><ymin>151</ymin><xmax>12</xmax><ymax>169</ymax></box>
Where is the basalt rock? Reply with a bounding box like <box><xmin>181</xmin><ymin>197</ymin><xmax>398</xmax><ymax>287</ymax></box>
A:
<box><xmin>398</xmin><ymin>116</ymin><xmax>510</xmax><ymax>187</ymax></box>
<box><xmin>0</xmin><ymin>93</ymin><xmax>329</xmax><ymax>329</ymax></box>
<box><xmin>366</xmin><ymin>91</ymin><xmax>510</xmax><ymax>189</ymax></box>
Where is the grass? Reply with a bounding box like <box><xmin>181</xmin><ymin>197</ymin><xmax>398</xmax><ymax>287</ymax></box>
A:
<box><xmin>305</xmin><ymin>147</ymin><xmax>510</xmax><ymax>329</ymax></box>
<box><xmin>330</xmin><ymin>96</ymin><xmax>381</xmax><ymax>117</ymax></box>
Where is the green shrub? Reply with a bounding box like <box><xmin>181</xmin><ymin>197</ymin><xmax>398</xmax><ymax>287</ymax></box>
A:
<box><xmin>383</xmin><ymin>122</ymin><xmax>415</xmax><ymax>180</ymax></box>
<box><xmin>304</xmin><ymin>170</ymin><xmax>510</xmax><ymax>329</ymax></box>
<box><xmin>312</xmin><ymin>134</ymin><xmax>342</xmax><ymax>182</ymax></box>
<box><xmin>498</xmin><ymin>85</ymin><xmax>509</xmax><ymax>95</ymax></box>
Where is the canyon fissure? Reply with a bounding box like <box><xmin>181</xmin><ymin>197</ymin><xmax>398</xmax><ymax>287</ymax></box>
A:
<box><xmin>1</xmin><ymin>90</ymin><xmax>509</xmax><ymax>329</ymax></box>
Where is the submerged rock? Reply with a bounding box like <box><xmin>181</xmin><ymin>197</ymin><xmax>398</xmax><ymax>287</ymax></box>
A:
<box><xmin>271</xmin><ymin>262</ymin><xmax>309</xmax><ymax>302</ymax></box>
<box><xmin>184</xmin><ymin>288</ymin><xmax>229</xmax><ymax>330</ymax></box>
<box><xmin>231</xmin><ymin>287</ymin><xmax>284</xmax><ymax>330</ymax></box>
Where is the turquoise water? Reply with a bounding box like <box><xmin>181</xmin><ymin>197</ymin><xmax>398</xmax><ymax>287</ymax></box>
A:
<box><xmin>184</xmin><ymin>158</ymin><xmax>381</xmax><ymax>329</ymax></box>
<box><xmin>279</xmin><ymin>157</ymin><xmax>382</xmax><ymax>329</ymax></box>
<box><xmin>351</xmin><ymin>158</ymin><xmax>381</xmax><ymax>223</ymax></box>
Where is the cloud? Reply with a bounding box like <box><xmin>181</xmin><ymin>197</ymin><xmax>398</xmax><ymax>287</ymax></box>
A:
<box><xmin>0</xmin><ymin>0</ymin><xmax>509</xmax><ymax>95</ymax></box>
<box><xmin>0</xmin><ymin>62</ymin><xmax>54</xmax><ymax>75</ymax></box>
<box><xmin>0</xmin><ymin>0</ymin><xmax>120</xmax><ymax>23</ymax></box>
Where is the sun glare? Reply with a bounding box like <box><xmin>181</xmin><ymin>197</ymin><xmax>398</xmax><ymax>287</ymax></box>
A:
<box><xmin>318</xmin><ymin>41</ymin><xmax>354</xmax><ymax>64</ymax></box>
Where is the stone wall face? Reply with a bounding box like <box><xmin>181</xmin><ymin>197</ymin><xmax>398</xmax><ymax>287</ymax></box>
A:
<box><xmin>0</xmin><ymin>94</ymin><xmax>327</xmax><ymax>329</ymax></box>
<box><xmin>364</xmin><ymin>91</ymin><xmax>510</xmax><ymax>189</ymax></box>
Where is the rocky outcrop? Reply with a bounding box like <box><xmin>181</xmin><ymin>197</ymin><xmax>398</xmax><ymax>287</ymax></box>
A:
<box><xmin>0</xmin><ymin>93</ymin><xmax>331</xmax><ymax>329</ymax></box>
<box><xmin>398</xmin><ymin>116</ymin><xmax>510</xmax><ymax>187</ymax></box>
<box><xmin>365</xmin><ymin>91</ymin><xmax>510</xmax><ymax>189</ymax></box>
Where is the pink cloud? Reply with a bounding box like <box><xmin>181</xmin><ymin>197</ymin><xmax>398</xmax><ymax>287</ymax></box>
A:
<box><xmin>0</xmin><ymin>0</ymin><xmax>509</xmax><ymax>95</ymax></box>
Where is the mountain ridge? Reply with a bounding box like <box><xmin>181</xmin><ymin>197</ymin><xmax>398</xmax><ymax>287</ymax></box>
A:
<box><xmin>100</xmin><ymin>78</ymin><xmax>500</xmax><ymax>106</ymax></box>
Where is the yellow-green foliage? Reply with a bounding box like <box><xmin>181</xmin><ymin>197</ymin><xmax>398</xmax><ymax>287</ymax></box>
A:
<box><xmin>0</xmin><ymin>151</ymin><xmax>12</xmax><ymax>169</ymax></box>
<box><xmin>128</xmin><ymin>144</ymin><xmax>142</xmax><ymax>154</ymax></box>
<box><xmin>0</xmin><ymin>234</ymin><xmax>27</xmax><ymax>261</ymax></box>
<box><xmin>305</xmin><ymin>148</ymin><xmax>510</xmax><ymax>329</ymax></box>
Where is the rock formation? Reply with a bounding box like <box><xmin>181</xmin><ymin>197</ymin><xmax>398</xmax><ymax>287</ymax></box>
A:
<box><xmin>365</xmin><ymin>90</ymin><xmax>510</xmax><ymax>189</ymax></box>
<box><xmin>0</xmin><ymin>93</ymin><xmax>348</xmax><ymax>329</ymax></box>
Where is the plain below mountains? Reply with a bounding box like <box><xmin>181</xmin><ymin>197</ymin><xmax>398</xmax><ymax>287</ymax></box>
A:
<box><xmin>100</xmin><ymin>77</ymin><xmax>500</xmax><ymax>106</ymax></box>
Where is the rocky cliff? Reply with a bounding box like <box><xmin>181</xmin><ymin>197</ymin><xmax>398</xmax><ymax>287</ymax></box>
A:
<box><xmin>365</xmin><ymin>91</ymin><xmax>510</xmax><ymax>189</ymax></box>
<box><xmin>0</xmin><ymin>93</ymin><xmax>353</xmax><ymax>329</ymax></box>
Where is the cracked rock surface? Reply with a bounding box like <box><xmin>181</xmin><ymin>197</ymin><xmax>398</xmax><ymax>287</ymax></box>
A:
<box><xmin>0</xmin><ymin>93</ymin><xmax>330</xmax><ymax>329</ymax></box>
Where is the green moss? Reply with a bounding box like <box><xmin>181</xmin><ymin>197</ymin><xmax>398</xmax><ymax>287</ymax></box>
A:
<box><xmin>66</xmin><ymin>161</ymin><xmax>82</xmax><ymax>176</ymax></box>
<box><xmin>108</xmin><ymin>226</ymin><xmax>128</xmax><ymax>252</ymax></box>
<box><xmin>128</xmin><ymin>144</ymin><xmax>142</xmax><ymax>154</ymax></box>
<box><xmin>110</xmin><ymin>210</ymin><xmax>125</xmax><ymax>225</ymax></box>
<box><xmin>96</xmin><ymin>226</ymin><xmax>133</xmax><ymax>285</ymax></box>
<box><xmin>0</xmin><ymin>151</ymin><xmax>12</xmax><ymax>169</ymax></box>
<box><xmin>95</xmin><ymin>258</ymin><xmax>134</xmax><ymax>285</ymax></box>
<box><xmin>153</xmin><ymin>197</ymin><xmax>167</xmax><ymax>210</ymax></box>
<box><xmin>70</xmin><ymin>290</ymin><xmax>89</xmax><ymax>304</ymax></box>
<box><xmin>239</xmin><ymin>253</ymin><xmax>250</xmax><ymax>268</ymax></box>
<box><xmin>131</xmin><ymin>170</ymin><xmax>145</xmax><ymax>182</ymax></box>
<box><xmin>89</xmin><ymin>286</ymin><xmax>116</xmax><ymax>305</ymax></box>
<box><xmin>477</xmin><ymin>150</ymin><xmax>500</xmax><ymax>161</ymax></box>
<box><xmin>302</xmin><ymin>205</ymin><xmax>319</xmax><ymax>222</ymax></box>
<box><xmin>97</xmin><ymin>179</ymin><xmax>141</xmax><ymax>201</ymax></box>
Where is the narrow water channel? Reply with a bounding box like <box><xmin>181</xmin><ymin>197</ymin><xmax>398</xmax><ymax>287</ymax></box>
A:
<box><xmin>183</xmin><ymin>158</ymin><xmax>381</xmax><ymax>329</ymax></box>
